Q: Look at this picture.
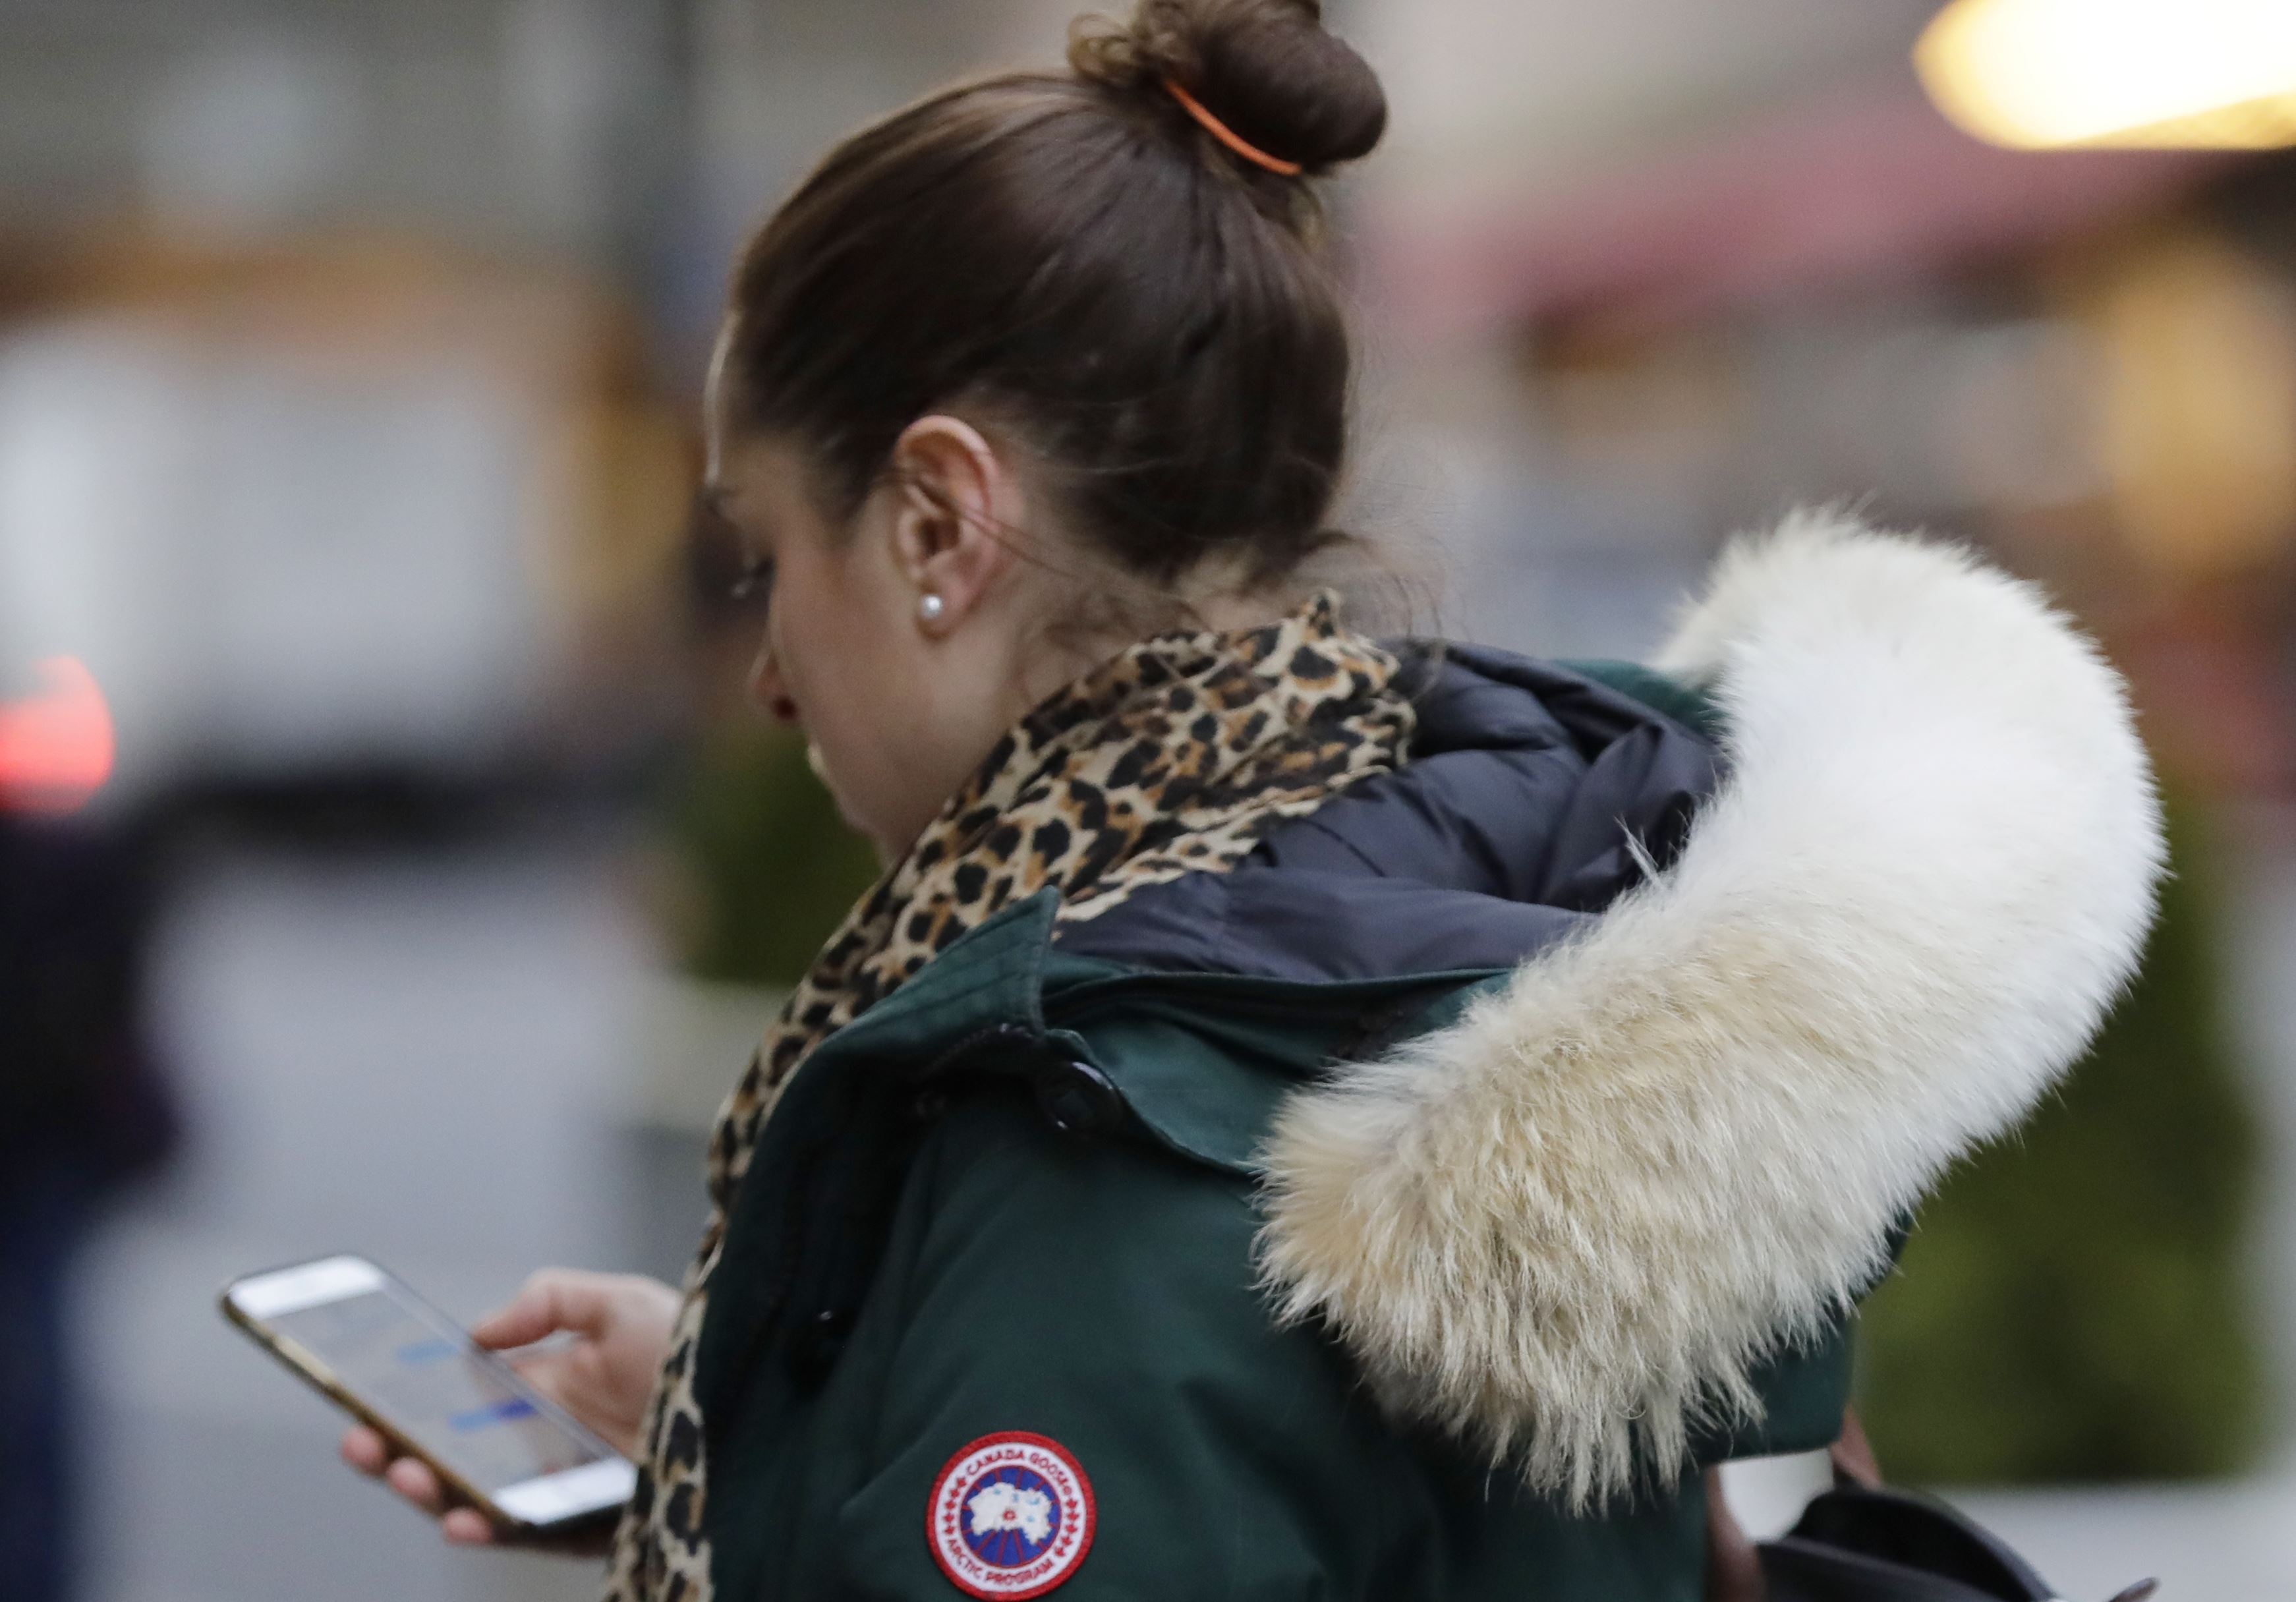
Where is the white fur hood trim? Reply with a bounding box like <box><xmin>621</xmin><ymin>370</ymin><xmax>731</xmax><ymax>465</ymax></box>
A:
<box><xmin>1256</xmin><ymin>511</ymin><xmax>2165</xmax><ymax>1507</ymax></box>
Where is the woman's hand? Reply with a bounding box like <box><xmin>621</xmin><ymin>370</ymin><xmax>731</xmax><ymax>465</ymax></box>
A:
<box><xmin>339</xmin><ymin>1269</ymin><xmax>679</xmax><ymax>1550</ymax></box>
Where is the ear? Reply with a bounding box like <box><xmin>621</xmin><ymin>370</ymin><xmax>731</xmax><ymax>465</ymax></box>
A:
<box><xmin>884</xmin><ymin>415</ymin><xmax>1026</xmax><ymax>635</ymax></box>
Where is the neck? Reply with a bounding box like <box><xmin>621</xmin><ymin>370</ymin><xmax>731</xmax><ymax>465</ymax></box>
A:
<box><xmin>1037</xmin><ymin>554</ymin><xmax>1301</xmax><ymax>685</ymax></box>
<box><xmin>880</xmin><ymin>577</ymin><xmax>1325</xmax><ymax>863</ymax></box>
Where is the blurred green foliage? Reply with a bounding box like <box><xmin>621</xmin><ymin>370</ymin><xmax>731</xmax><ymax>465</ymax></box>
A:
<box><xmin>1858</xmin><ymin>804</ymin><xmax>2266</xmax><ymax>1483</ymax></box>
<box><xmin>666</xmin><ymin>720</ymin><xmax>880</xmax><ymax>987</ymax></box>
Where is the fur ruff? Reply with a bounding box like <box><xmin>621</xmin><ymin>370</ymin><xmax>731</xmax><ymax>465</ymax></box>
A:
<box><xmin>1256</xmin><ymin>511</ymin><xmax>2165</xmax><ymax>1507</ymax></box>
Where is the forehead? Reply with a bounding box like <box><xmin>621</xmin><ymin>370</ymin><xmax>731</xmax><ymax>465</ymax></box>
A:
<box><xmin>701</xmin><ymin>322</ymin><xmax>737</xmax><ymax>482</ymax></box>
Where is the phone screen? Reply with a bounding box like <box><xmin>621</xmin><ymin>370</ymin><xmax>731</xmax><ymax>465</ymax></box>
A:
<box><xmin>230</xmin><ymin>1257</ymin><xmax>630</xmax><ymax>1522</ymax></box>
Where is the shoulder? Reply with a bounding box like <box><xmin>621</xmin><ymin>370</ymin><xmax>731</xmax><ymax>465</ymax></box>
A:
<box><xmin>900</xmin><ymin>963</ymin><xmax>1493</xmax><ymax>1315</ymax></box>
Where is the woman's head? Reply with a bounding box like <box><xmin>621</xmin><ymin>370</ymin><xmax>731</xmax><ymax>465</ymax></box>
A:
<box><xmin>704</xmin><ymin>0</ymin><xmax>1388</xmax><ymax>855</ymax></box>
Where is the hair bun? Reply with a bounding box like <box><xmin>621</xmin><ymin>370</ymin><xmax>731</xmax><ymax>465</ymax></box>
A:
<box><xmin>1072</xmin><ymin>0</ymin><xmax>1389</xmax><ymax>173</ymax></box>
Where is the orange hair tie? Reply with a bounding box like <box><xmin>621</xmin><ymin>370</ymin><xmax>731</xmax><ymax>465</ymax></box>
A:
<box><xmin>1163</xmin><ymin>78</ymin><xmax>1305</xmax><ymax>177</ymax></box>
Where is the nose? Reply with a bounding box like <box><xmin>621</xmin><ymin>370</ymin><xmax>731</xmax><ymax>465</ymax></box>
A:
<box><xmin>747</xmin><ymin>642</ymin><xmax>801</xmax><ymax>726</ymax></box>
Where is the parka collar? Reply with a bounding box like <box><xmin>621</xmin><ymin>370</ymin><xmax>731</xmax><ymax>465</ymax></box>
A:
<box><xmin>833</xmin><ymin>884</ymin><xmax>1510</xmax><ymax>1176</ymax></box>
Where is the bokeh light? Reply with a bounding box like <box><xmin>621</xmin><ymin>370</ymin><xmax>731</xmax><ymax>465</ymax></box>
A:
<box><xmin>0</xmin><ymin>656</ymin><xmax>115</xmax><ymax>815</ymax></box>
<box><xmin>1918</xmin><ymin>0</ymin><xmax>2296</xmax><ymax>148</ymax></box>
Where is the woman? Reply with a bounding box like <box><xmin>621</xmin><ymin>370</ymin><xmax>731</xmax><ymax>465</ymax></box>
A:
<box><xmin>344</xmin><ymin>1</ymin><xmax>2164</xmax><ymax>1597</ymax></box>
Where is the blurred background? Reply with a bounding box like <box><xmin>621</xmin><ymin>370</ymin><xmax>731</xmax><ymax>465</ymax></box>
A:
<box><xmin>2</xmin><ymin>1</ymin><xmax>2293</xmax><ymax>1598</ymax></box>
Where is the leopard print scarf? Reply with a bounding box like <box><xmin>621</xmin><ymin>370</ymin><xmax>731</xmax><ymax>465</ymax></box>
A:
<box><xmin>604</xmin><ymin>592</ymin><xmax>1416</xmax><ymax>1601</ymax></box>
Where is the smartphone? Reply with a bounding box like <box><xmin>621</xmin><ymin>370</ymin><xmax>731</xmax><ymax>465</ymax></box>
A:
<box><xmin>221</xmin><ymin>1254</ymin><xmax>635</xmax><ymax>1535</ymax></box>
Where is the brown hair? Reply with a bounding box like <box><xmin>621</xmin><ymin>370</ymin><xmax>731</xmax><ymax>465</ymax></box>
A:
<box><xmin>717</xmin><ymin>0</ymin><xmax>1388</xmax><ymax>589</ymax></box>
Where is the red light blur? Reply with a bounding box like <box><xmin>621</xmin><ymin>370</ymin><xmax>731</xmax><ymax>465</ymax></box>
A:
<box><xmin>0</xmin><ymin>656</ymin><xmax>117</xmax><ymax>815</ymax></box>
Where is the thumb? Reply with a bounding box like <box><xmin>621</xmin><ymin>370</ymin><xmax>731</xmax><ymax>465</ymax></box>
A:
<box><xmin>471</xmin><ymin>1269</ymin><xmax>612</xmax><ymax>1350</ymax></box>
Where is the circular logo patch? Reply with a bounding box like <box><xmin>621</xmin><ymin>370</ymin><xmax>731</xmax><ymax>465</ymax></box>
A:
<box><xmin>926</xmin><ymin>1431</ymin><xmax>1095</xmax><ymax>1599</ymax></box>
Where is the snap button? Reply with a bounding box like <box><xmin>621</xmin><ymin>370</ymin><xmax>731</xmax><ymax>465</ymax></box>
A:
<box><xmin>1032</xmin><ymin>1056</ymin><xmax>1123</xmax><ymax>1141</ymax></box>
<box><xmin>788</xmin><ymin>1306</ymin><xmax>853</xmax><ymax>1387</ymax></box>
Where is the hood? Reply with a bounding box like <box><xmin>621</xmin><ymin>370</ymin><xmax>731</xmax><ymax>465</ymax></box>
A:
<box><xmin>1054</xmin><ymin>639</ymin><xmax>1721</xmax><ymax>985</ymax></box>
<box><xmin>1254</xmin><ymin>511</ymin><xmax>2165</xmax><ymax>1507</ymax></box>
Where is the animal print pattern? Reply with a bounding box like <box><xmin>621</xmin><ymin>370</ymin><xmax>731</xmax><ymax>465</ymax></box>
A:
<box><xmin>604</xmin><ymin>593</ymin><xmax>1417</xmax><ymax>1601</ymax></box>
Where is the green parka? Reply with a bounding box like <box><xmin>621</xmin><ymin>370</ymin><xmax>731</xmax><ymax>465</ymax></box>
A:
<box><xmin>691</xmin><ymin>521</ymin><xmax>2164</xmax><ymax>1601</ymax></box>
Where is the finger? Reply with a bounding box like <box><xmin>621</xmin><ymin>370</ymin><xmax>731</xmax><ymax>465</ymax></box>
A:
<box><xmin>472</xmin><ymin>1269</ymin><xmax>610</xmax><ymax>1350</ymax></box>
<box><xmin>341</xmin><ymin>1426</ymin><xmax>389</xmax><ymax>1475</ymax></box>
<box><xmin>440</xmin><ymin>1507</ymin><xmax>498</xmax><ymax>1545</ymax></box>
<box><xmin>384</xmin><ymin>1456</ymin><xmax>448</xmax><ymax>1514</ymax></box>
<box><xmin>499</xmin><ymin>1346</ymin><xmax>552</xmax><ymax>1380</ymax></box>
<box><xmin>496</xmin><ymin>1348</ymin><xmax>575</xmax><ymax>1412</ymax></box>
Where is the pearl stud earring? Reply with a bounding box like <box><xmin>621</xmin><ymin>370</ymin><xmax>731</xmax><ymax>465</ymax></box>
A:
<box><xmin>919</xmin><ymin>592</ymin><xmax>946</xmax><ymax>623</ymax></box>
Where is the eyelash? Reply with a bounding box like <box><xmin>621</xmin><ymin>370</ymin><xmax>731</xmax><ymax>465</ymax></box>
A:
<box><xmin>730</xmin><ymin>556</ymin><xmax>775</xmax><ymax>603</ymax></box>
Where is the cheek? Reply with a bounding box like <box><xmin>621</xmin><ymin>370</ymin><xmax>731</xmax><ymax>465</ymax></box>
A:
<box><xmin>768</xmin><ymin>560</ymin><xmax>927</xmax><ymax>825</ymax></box>
<box><xmin>765</xmin><ymin>543</ymin><xmax>864</xmax><ymax>708</ymax></box>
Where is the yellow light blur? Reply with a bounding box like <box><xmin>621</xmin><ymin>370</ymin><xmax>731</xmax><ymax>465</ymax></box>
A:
<box><xmin>1916</xmin><ymin>0</ymin><xmax>2296</xmax><ymax>149</ymax></box>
